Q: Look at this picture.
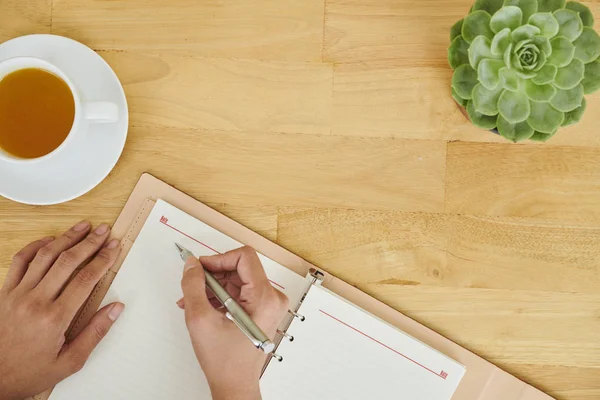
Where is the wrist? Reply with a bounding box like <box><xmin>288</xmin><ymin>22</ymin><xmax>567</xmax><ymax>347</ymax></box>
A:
<box><xmin>210</xmin><ymin>380</ymin><xmax>261</xmax><ymax>400</ymax></box>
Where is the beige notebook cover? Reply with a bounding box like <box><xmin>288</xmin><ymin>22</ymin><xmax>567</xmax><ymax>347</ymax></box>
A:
<box><xmin>32</xmin><ymin>173</ymin><xmax>553</xmax><ymax>400</ymax></box>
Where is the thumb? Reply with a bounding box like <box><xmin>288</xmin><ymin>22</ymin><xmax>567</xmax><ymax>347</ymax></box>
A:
<box><xmin>180</xmin><ymin>257</ymin><xmax>218</xmax><ymax>324</ymax></box>
<box><xmin>59</xmin><ymin>302</ymin><xmax>124</xmax><ymax>375</ymax></box>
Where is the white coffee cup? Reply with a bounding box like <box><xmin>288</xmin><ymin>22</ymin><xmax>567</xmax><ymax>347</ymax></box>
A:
<box><xmin>0</xmin><ymin>56</ymin><xmax>119</xmax><ymax>164</ymax></box>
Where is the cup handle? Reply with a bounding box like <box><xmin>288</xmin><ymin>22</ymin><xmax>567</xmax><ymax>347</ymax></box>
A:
<box><xmin>83</xmin><ymin>102</ymin><xmax>119</xmax><ymax>123</ymax></box>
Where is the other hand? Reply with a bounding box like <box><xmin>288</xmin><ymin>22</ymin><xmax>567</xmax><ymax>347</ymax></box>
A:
<box><xmin>179</xmin><ymin>247</ymin><xmax>289</xmax><ymax>400</ymax></box>
<box><xmin>0</xmin><ymin>221</ymin><xmax>124</xmax><ymax>400</ymax></box>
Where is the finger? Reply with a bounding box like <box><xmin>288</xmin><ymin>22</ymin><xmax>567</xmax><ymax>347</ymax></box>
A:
<box><xmin>57</xmin><ymin>239</ymin><xmax>121</xmax><ymax>318</ymax></box>
<box><xmin>180</xmin><ymin>257</ymin><xmax>219</xmax><ymax>325</ymax></box>
<box><xmin>20</xmin><ymin>221</ymin><xmax>91</xmax><ymax>290</ymax></box>
<box><xmin>1</xmin><ymin>237</ymin><xmax>54</xmax><ymax>293</ymax></box>
<box><xmin>38</xmin><ymin>224</ymin><xmax>112</xmax><ymax>299</ymax></box>
<box><xmin>58</xmin><ymin>302</ymin><xmax>124</xmax><ymax>376</ymax></box>
<box><xmin>199</xmin><ymin>246</ymin><xmax>269</xmax><ymax>287</ymax></box>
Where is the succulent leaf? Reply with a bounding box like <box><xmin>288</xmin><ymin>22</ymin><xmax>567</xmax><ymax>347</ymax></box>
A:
<box><xmin>550</xmin><ymin>84</ymin><xmax>584</xmax><ymax>112</ymax></box>
<box><xmin>504</xmin><ymin>0</ymin><xmax>538</xmax><ymax>21</ymax></box>
<box><xmin>547</xmin><ymin>36</ymin><xmax>575</xmax><ymax>67</ymax></box>
<box><xmin>462</xmin><ymin>11</ymin><xmax>494</xmax><ymax>43</ymax></box>
<box><xmin>497</xmin><ymin>115</ymin><xmax>535</xmax><ymax>141</ymax></box>
<box><xmin>565</xmin><ymin>1</ymin><xmax>593</xmax><ymax>27</ymax></box>
<box><xmin>473</xmin><ymin>0</ymin><xmax>506</xmax><ymax>15</ymax></box>
<box><xmin>503</xmin><ymin>43</ymin><xmax>514</xmax><ymax>67</ymax></box>
<box><xmin>525</xmin><ymin>80</ymin><xmax>557</xmax><ymax>101</ymax></box>
<box><xmin>478</xmin><ymin>59</ymin><xmax>505</xmax><ymax>89</ymax></box>
<box><xmin>449</xmin><ymin>35</ymin><xmax>470</xmax><ymax>69</ymax></box>
<box><xmin>467</xmin><ymin>100</ymin><xmax>498</xmax><ymax>129</ymax></box>
<box><xmin>553</xmin><ymin>9</ymin><xmax>584</xmax><ymax>42</ymax></box>
<box><xmin>452</xmin><ymin>64</ymin><xmax>479</xmax><ymax>99</ymax></box>
<box><xmin>582</xmin><ymin>58</ymin><xmax>600</xmax><ymax>94</ymax></box>
<box><xmin>572</xmin><ymin>27</ymin><xmax>600</xmax><ymax>63</ymax></box>
<box><xmin>491</xmin><ymin>6</ymin><xmax>523</xmax><ymax>33</ymax></box>
<box><xmin>491</xmin><ymin>28</ymin><xmax>512</xmax><ymax>55</ymax></box>
<box><xmin>537</xmin><ymin>0</ymin><xmax>566</xmax><ymax>13</ymax></box>
<box><xmin>511</xmin><ymin>24</ymin><xmax>542</xmax><ymax>42</ymax></box>
<box><xmin>528</xmin><ymin>101</ymin><xmax>565</xmax><ymax>132</ymax></box>
<box><xmin>498</xmin><ymin>89</ymin><xmax>531</xmax><ymax>122</ymax></box>
<box><xmin>500</xmin><ymin>67</ymin><xmax>521</xmax><ymax>90</ymax></box>
<box><xmin>531</xmin><ymin>35</ymin><xmax>552</xmax><ymax>56</ymax></box>
<box><xmin>451</xmin><ymin>19</ymin><xmax>465</xmax><ymax>41</ymax></box>
<box><xmin>472</xmin><ymin>83</ymin><xmax>503</xmax><ymax>115</ymax></box>
<box><xmin>528</xmin><ymin>12</ymin><xmax>560</xmax><ymax>38</ymax></box>
<box><xmin>532</xmin><ymin>64</ymin><xmax>558</xmax><ymax>84</ymax></box>
<box><xmin>554</xmin><ymin>58</ymin><xmax>585</xmax><ymax>89</ymax></box>
<box><xmin>469</xmin><ymin>36</ymin><xmax>495</xmax><ymax>69</ymax></box>
<box><xmin>530</xmin><ymin>131</ymin><xmax>556</xmax><ymax>141</ymax></box>
<box><xmin>452</xmin><ymin>87</ymin><xmax>469</xmax><ymax>107</ymax></box>
<box><xmin>561</xmin><ymin>97</ymin><xmax>586</xmax><ymax>126</ymax></box>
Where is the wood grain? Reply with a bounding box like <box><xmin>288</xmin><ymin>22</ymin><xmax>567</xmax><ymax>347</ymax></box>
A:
<box><xmin>52</xmin><ymin>0</ymin><xmax>325</xmax><ymax>62</ymax></box>
<box><xmin>1</xmin><ymin>0</ymin><xmax>600</xmax><ymax>397</ymax></box>
<box><xmin>0</xmin><ymin>0</ymin><xmax>51</xmax><ymax>42</ymax></box>
<box><xmin>446</xmin><ymin>142</ymin><xmax>600</xmax><ymax>222</ymax></box>
<box><xmin>100</xmin><ymin>51</ymin><xmax>333</xmax><ymax>135</ymax></box>
<box><xmin>277</xmin><ymin>208</ymin><xmax>600</xmax><ymax>293</ymax></box>
<box><xmin>108</xmin><ymin>126</ymin><xmax>446</xmax><ymax>213</ymax></box>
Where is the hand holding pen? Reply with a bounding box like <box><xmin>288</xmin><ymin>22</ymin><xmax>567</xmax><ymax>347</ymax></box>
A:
<box><xmin>177</xmin><ymin>246</ymin><xmax>289</xmax><ymax>399</ymax></box>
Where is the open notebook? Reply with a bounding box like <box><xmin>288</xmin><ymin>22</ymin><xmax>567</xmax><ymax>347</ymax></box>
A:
<box><xmin>50</xmin><ymin>199</ymin><xmax>465</xmax><ymax>400</ymax></box>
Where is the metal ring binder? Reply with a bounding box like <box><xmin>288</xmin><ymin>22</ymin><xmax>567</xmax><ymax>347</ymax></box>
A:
<box><xmin>277</xmin><ymin>330</ymin><xmax>294</xmax><ymax>342</ymax></box>
<box><xmin>288</xmin><ymin>310</ymin><xmax>305</xmax><ymax>321</ymax></box>
<box><xmin>266</xmin><ymin>269</ymin><xmax>325</xmax><ymax>366</ymax></box>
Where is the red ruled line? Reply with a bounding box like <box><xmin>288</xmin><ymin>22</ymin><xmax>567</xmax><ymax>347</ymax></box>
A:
<box><xmin>159</xmin><ymin>218</ymin><xmax>285</xmax><ymax>290</ymax></box>
<box><xmin>319</xmin><ymin>309</ymin><xmax>448</xmax><ymax>380</ymax></box>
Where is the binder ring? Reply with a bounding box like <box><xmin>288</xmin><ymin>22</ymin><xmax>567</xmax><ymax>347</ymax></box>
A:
<box><xmin>277</xmin><ymin>330</ymin><xmax>294</xmax><ymax>342</ymax></box>
<box><xmin>271</xmin><ymin>353</ymin><xmax>283</xmax><ymax>362</ymax></box>
<box><xmin>288</xmin><ymin>310</ymin><xmax>305</xmax><ymax>321</ymax></box>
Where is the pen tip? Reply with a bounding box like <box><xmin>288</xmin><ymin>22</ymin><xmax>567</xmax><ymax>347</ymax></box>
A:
<box><xmin>175</xmin><ymin>242</ymin><xmax>183</xmax><ymax>252</ymax></box>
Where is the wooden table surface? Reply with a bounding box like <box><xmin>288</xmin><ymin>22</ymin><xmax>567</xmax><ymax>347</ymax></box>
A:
<box><xmin>1</xmin><ymin>0</ymin><xmax>599</xmax><ymax>398</ymax></box>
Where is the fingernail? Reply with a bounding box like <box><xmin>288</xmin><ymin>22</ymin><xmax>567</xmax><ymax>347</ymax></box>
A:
<box><xmin>73</xmin><ymin>220</ymin><xmax>90</xmax><ymax>232</ymax></box>
<box><xmin>184</xmin><ymin>256</ymin><xmax>198</xmax><ymax>272</ymax></box>
<box><xmin>108</xmin><ymin>303</ymin><xmax>124</xmax><ymax>321</ymax></box>
<box><xmin>41</xmin><ymin>236</ymin><xmax>54</xmax><ymax>243</ymax></box>
<box><xmin>95</xmin><ymin>223</ymin><xmax>109</xmax><ymax>235</ymax></box>
<box><xmin>106</xmin><ymin>239</ymin><xmax>120</xmax><ymax>249</ymax></box>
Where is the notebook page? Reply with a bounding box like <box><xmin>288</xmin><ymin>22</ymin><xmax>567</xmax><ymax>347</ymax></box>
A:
<box><xmin>51</xmin><ymin>199</ymin><xmax>307</xmax><ymax>400</ymax></box>
<box><xmin>261</xmin><ymin>285</ymin><xmax>465</xmax><ymax>400</ymax></box>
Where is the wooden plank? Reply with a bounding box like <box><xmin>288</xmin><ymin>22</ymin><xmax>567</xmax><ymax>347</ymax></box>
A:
<box><xmin>100</xmin><ymin>51</ymin><xmax>333</xmax><ymax>135</ymax></box>
<box><xmin>0</xmin><ymin>0</ymin><xmax>51</xmax><ymax>42</ymax></box>
<box><xmin>121</xmin><ymin>127</ymin><xmax>446</xmax><ymax>213</ymax></box>
<box><xmin>276</xmin><ymin>208</ymin><xmax>600</xmax><ymax>293</ymax></box>
<box><xmin>324</xmin><ymin>0</ymin><xmax>472</xmax><ymax>64</ymax></box>
<box><xmin>444</xmin><ymin>214</ymin><xmax>600</xmax><ymax>293</ymax></box>
<box><xmin>276</xmin><ymin>207</ymin><xmax>448</xmax><ymax>285</ymax></box>
<box><xmin>446</xmin><ymin>142</ymin><xmax>600</xmax><ymax>222</ymax></box>
<box><xmin>51</xmin><ymin>0</ymin><xmax>325</xmax><ymax>62</ymax></box>
<box><xmin>332</xmin><ymin>61</ymin><xmax>600</xmax><ymax>146</ymax></box>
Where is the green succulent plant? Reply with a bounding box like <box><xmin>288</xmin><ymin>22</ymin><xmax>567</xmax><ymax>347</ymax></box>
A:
<box><xmin>449</xmin><ymin>0</ymin><xmax>600</xmax><ymax>142</ymax></box>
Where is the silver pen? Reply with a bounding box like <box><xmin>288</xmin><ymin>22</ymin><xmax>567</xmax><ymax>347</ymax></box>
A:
<box><xmin>175</xmin><ymin>243</ymin><xmax>275</xmax><ymax>353</ymax></box>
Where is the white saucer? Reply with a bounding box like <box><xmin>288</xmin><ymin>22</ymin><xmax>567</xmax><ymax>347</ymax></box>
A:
<box><xmin>0</xmin><ymin>35</ymin><xmax>128</xmax><ymax>205</ymax></box>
